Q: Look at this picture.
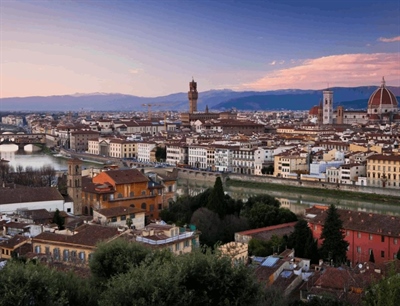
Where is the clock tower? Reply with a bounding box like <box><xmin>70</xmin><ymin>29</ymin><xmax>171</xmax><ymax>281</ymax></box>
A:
<box><xmin>188</xmin><ymin>78</ymin><xmax>198</xmax><ymax>114</ymax></box>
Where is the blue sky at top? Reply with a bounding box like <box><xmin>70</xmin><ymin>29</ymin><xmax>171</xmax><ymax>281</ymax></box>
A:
<box><xmin>1</xmin><ymin>0</ymin><xmax>399</xmax><ymax>97</ymax></box>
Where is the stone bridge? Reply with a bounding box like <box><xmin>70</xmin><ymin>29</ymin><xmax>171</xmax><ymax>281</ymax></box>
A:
<box><xmin>0</xmin><ymin>133</ymin><xmax>46</xmax><ymax>149</ymax></box>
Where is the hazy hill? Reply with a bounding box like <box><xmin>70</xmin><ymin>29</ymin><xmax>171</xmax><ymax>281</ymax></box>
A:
<box><xmin>1</xmin><ymin>86</ymin><xmax>399</xmax><ymax>111</ymax></box>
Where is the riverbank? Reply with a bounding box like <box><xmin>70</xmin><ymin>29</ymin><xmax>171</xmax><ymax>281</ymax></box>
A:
<box><xmin>225</xmin><ymin>179</ymin><xmax>400</xmax><ymax>206</ymax></box>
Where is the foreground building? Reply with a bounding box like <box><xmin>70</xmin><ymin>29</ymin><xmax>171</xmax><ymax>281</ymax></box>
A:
<box><xmin>306</xmin><ymin>206</ymin><xmax>400</xmax><ymax>264</ymax></box>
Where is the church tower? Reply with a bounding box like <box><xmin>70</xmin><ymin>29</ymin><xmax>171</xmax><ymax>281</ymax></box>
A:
<box><xmin>67</xmin><ymin>158</ymin><xmax>82</xmax><ymax>215</ymax></box>
<box><xmin>188</xmin><ymin>78</ymin><xmax>198</xmax><ymax>114</ymax></box>
<box><xmin>322</xmin><ymin>89</ymin><xmax>333</xmax><ymax>125</ymax></box>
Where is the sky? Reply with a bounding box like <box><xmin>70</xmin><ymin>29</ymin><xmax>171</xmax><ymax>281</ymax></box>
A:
<box><xmin>1</xmin><ymin>0</ymin><xmax>399</xmax><ymax>98</ymax></box>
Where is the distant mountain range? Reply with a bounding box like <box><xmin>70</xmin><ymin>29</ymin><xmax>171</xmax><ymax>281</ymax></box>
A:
<box><xmin>1</xmin><ymin>86</ymin><xmax>399</xmax><ymax>112</ymax></box>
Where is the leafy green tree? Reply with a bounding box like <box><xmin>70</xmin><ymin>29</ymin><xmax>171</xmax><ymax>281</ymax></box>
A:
<box><xmin>249</xmin><ymin>235</ymin><xmax>288</xmax><ymax>257</ymax></box>
<box><xmin>52</xmin><ymin>208</ymin><xmax>65</xmax><ymax>230</ymax></box>
<box><xmin>190</xmin><ymin>207</ymin><xmax>222</xmax><ymax>246</ymax></box>
<box><xmin>363</xmin><ymin>265</ymin><xmax>400</xmax><ymax>306</ymax></box>
<box><xmin>319</xmin><ymin>204</ymin><xmax>349</xmax><ymax>265</ymax></box>
<box><xmin>207</xmin><ymin>177</ymin><xmax>227</xmax><ymax>218</ymax></box>
<box><xmin>98</xmin><ymin>248</ymin><xmax>265</xmax><ymax>306</ymax></box>
<box><xmin>0</xmin><ymin>261</ymin><xmax>96</xmax><ymax>306</ymax></box>
<box><xmin>126</xmin><ymin>217</ymin><xmax>133</xmax><ymax>229</ymax></box>
<box><xmin>243</xmin><ymin>202</ymin><xmax>297</xmax><ymax>229</ymax></box>
<box><xmin>89</xmin><ymin>238</ymin><xmax>151</xmax><ymax>285</ymax></box>
<box><xmin>155</xmin><ymin>146</ymin><xmax>166</xmax><ymax>161</ymax></box>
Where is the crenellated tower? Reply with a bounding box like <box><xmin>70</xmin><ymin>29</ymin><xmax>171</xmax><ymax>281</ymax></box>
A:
<box><xmin>188</xmin><ymin>78</ymin><xmax>198</xmax><ymax>114</ymax></box>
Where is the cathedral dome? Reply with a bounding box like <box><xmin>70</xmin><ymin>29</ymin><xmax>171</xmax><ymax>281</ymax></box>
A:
<box><xmin>368</xmin><ymin>77</ymin><xmax>398</xmax><ymax>109</ymax></box>
<box><xmin>367</xmin><ymin>77</ymin><xmax>398</xmax><ymax>120</ymax></box>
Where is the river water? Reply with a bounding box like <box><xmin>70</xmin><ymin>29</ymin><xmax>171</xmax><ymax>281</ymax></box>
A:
<box><xmin>0</xmin><ymin>144</ymin><xmax>101</xmax><ymax>171</ymax></box>
<box><xmin>2</xmin><ymin>144</ymin><xmax>400</xmax><ymax>216</ymax></box>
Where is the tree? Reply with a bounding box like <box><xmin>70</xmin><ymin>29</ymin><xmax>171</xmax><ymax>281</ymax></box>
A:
<box><xmin>0</xmin><ymin>261</ymin><xmax>96</xmax><ymax>306</ymax></box>
<box><xmin>243</xmin><ymin>202</ymin><xmax>297</xmax><ymax>229</ymax></box>
<box><xmin>319</xmin><ymin>204</ymin><xmax>349</xmax><ymax>265</ymax></box>
<box><xmin>126</xmin><ymin>217</ymin><xmax>133</xmax><ymax>229</ymax></box>
<box><xmin>287</xmin><ymin>219</ymin><xmax>318</xmax><ymax>263</ymax></box>
<box><xmin>363</xmin><ymin>264</ymin><xmax>400</xmax><ymax>306</ymax></box>
<box><xmin>369</xmin><ymin>249</ymin><xmax>375</xmax><ymax>263</ymax></box>
<box><xmin>155</xmin><ymin>146</ymin><xmax>166</xmax><ymax>162</ymax></box>
<box><xmin>89</xmin><ymin>238</ymin><xmax>151</xmax><ymax>285</ymax></box>
<box><xmin>52</xmin><ymin>208</ymin><xmax>65</xmax><ymax>230</ymax></box>
<box><xmin>98</xmin><ymin>248</ymin><xmax>266</xmax><ymax>306</ymax></box>
<box><xmin>207</xmin><ymin>177</ymin><xmax>227</xmax><ymax>218</ymax></box>
<box><xmin>190</xmin><ymin>207</ymin><xmax>222</xmax><ymax>246</ymax></box>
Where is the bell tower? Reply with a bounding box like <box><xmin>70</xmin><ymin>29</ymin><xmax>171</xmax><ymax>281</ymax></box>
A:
<box><xmin>67</xmin><ymin>158</ymin><xmax>82</xmax><ymax>215</ymax></box>
<box><xmin>188</xmin><ymin>78</ymin><xmax>198</xmax><ymax>114</ymax></box>
<box><xmin>322</xmin><ymin>89</ymin><xmax>333</xmax><ymax>125</ymax></box>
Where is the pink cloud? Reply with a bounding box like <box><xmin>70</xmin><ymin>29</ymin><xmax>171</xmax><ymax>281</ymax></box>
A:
<box><xmin>378</xmin><ymin>36</ymin><xmax>400</xmax><ymax>43</ymax></box>
<box><xmin>243</xmin><ymin>53</ymin><xmax>400</xmax><ymax>90</ymax></box>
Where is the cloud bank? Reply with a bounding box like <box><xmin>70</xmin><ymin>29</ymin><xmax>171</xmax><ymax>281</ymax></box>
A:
<box><xmin>244</xmin><ymin>53</ymin><xmax>400</xmax><ymax>90</ymax></box>
<box><xmin>378</xmin><ymin>36</ymin><xmax>400</xmax><ymax>43</ymax></box>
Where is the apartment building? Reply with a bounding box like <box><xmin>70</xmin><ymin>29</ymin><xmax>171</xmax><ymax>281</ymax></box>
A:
<box><xmin>70</xmin><ymin>130</ymin><xmax>100</xmax><ymax>152</ymax></box>
<box><xmin>137</xmin><ymin>142</ymin><xmax>156</xmax><ymax>162</ymax></box>
<box><xmin>128</xmin><ymin>223</ymin><xmax>199</xmax><ymax>255</ymax></box>
<box><xmin>306</xmin><ymin>206</ymin><xmax>400</xmax><ymax>264</ymax></box>
<box><xmin>232</xmin><ymin>146</ymin><xmax>256</xmax><ymax>175</ymax></box>
<box><xmin>109</xmin><ymin>138</ymin><xmax>137</xmax><ymax>158</ymax></box>
<box><xmin>367</xmin><ymin>154</ymin><xmax>400</xmax><ymax>188</ymax></box>
<box><xmin>188</xmin><ymin>144</ymin><xmax>208</xmax><ymax>169</ymax></box>
<box><xmin>273</xmin><ymin>152</ymin><xmax>308</xmax><ymax>178</ymax></box>
<box><xmin>214</xmin><ymin>145</ymin><xmax>238</xmax><ymax>172</ymax></box>
<box><xmin>165</xmin><ymin>142</ymin><xmax>188</xmax><ymax>165</ymax></box>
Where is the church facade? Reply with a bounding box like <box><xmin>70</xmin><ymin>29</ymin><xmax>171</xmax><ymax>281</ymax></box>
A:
<box><xmin>309</xmin><ymin>77</ymin><xmax>399</xmax><ymax>125</ymax></box>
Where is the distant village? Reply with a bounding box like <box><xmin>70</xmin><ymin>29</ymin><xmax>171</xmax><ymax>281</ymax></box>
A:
<box><xmin>1</xmin><ymin>77</ymin><xmax>400</xmax><ymax>304</ymax></box>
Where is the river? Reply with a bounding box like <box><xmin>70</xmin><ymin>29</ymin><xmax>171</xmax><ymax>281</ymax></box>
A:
<box><xmin>0</xmin><ymin>144</ymin><xmax>102</xmax><ymax>171</ymax></box>
<box><xmin>2</xmin><ymin>144</ymin><xmax>400</xmax><ymax>216</ymax></box>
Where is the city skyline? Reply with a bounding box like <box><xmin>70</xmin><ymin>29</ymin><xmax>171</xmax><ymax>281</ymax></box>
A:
<box><xmin>1</xmin><ymin>0</ymin><xmax>399</xmax><ymax>98</ymax></box>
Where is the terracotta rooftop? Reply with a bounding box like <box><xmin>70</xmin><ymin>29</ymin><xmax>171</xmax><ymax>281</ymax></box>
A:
<box><xmin>0</xmin><ymin>187</ymin><xmax>64</xmax><ymax>205</ymax></box>
<box><xmin>97</xmin><ymin>206</ymin><xmax>145</xmax><ymax>218</ymax></box>
<box><xmin>33</xmin><ymin>224</ymin><xmax>120</xmax><ymax>248</ymax></box>
<box><xmin>306</xmin><ymin>206</ymin><xmax>400</xmax><ymax>238</ymax></box>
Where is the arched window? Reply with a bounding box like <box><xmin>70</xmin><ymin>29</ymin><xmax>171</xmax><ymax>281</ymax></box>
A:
<box><xmin>141</xmin><ymin>203</ymin><xmax>147</xmax><ymax>210</ymax></box>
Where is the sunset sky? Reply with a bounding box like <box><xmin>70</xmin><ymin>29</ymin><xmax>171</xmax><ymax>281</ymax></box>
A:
<box><xmin>1</xmin><ymin>0</ymin><xmax>399</xmax><ymax>98</ymax></box>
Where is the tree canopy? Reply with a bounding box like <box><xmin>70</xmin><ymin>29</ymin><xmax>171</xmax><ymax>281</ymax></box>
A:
<box><xmin>287</xmin><ymin>219</ymin><xmax>319</xmax><ymax>263</ymax></box>
<box><xmin>319</xmin><ymin>204</ymin><xmax>349</xmax><ymax>265</ymax></box>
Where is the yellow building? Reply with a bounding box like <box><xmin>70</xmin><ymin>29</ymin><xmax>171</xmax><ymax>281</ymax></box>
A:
<box><xmin>273</xmin><ymin>153</ymin><xmax>308</xmax><ymax>177</ymax></box>
<box><xmin>127</xmin><ymin>223</ymin><xmax>199</xmax><ymax>255</ymax></box>
<box><xmin>32</xmin><ymin>224</ymin><xmax>121</xmax><ymax>265</ymax></box>
<box><xmin>0</xmin><ymin>235</ymin><xmax>30</xmax><ymax>259</ymax></box>
<box><xmin>367</xmin><ymin>154</ymin><xmax>400</xmax><ymax>188</ymax></box>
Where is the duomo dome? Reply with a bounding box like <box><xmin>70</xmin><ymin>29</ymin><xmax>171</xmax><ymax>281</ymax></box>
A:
<box><xmin>367</xmin><ymin>77</ymin><xmax>398</xmax><ymax>120</ymax></box>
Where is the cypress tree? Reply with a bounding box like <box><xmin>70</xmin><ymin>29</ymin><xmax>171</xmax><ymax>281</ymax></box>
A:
<box><xmin>369</xmin><ymin>249</ymin><xmax>375</xmax><ymax>263</ymax></box>
<box><xmin>319</xmin><ymin>204</ymin><xmax>349</xmax><ymax>265</ymax></box>
<box><xmin>207</xmin><ymin>177</ymin><xmax>226</xmax><ymax>218</ymax></box>
<box><xmin>52</xmin><ymin>209</ymin><xmax>65</xmax><ymax>230</ymax></box>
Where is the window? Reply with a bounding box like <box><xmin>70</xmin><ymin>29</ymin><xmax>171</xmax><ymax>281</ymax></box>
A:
<box><xmin>141</xmin><ymin>190</ymin><xmax>146</xmax><ymax>195</ymax></box>
<box><xmin>381</xmin><ymin>235</ymin><xmax>385</xmax><ymax>242</ymax></box>
<box><xmin>357</xmin><ymin>232</ymin><xmax>361</xmax><ymax>238</ymax></box>
<box><xmin>175</xmin><ymin>243</ymin><xmax>180</xmax><ymax>251</ymax></box>
<box><xmin>54</xmin><ymin>248</ymin><xmax>60</xmax><ymax>260</ymax></box>
<box><xmin>63</xmin><ymin>249</ymin><xmax>69</xmax><ymax>262</ymax></box>
<box><xmin>184</xmin><ymin>240</ymin><xmax>190</xmax><ymax>248</ymax></box>
<box><xmin>111</xmin><ymin>217</ymin><xmax>117</xmax><ymax>222</ymax></box>
<box><xmin>394</xmin><ymin>238</ymin><xmax>398</xmax><ymax>245</ymax></box>
<box><xmin>346</xmin><ymin>230</ymin><xmax>350</xmax><ymax>236</ymax></box>
<box><xmin>67</xmin><ymin>208</ymin><xmax>71</xmax><ymax>213</ymax></box>
<box><xmin>130</xmin><ymin>213</ymin><xmax>135</xmax><ymax>219</ymax></box>
<box><xmin>45</xmin><ymin>247</ymin><xmax>50</xmax><ymax>255</ymax></box>
<box><xmin>35</xmin><ymin>245</ymin><xmax>41</xmax><ymax>254</ymax></box>
<box><xmin>381</xmin><ymin>251</ymin><xmax>385</xmax><ymax>258</ymax></box>
<box><xmin>79</xmin><ymin>252</ymin><xmax>86</xmax><ymax>263</ymax></box>
<box><xmin>357</xmin><ymin>246</ymin><xmax>361</xmax><ymax>254</ymax></box>
<box><xmin>158</xmin><ymin>204</ymin><xmax>162</xmax><ymax>210</ymax></box>
<box><xmin>121</xmin><ymin>215</ymin><xmax>126</xmax><ymax>221</ymax></box>
<box><xmin>369</xmin><ymin>234</ymin><xmax>373</xmax><ymax>240</ymax></box>
<box><xmin>141</xmin><ymin>203</ymin><xmax>146</xmax><ymax>210</ymax></box>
